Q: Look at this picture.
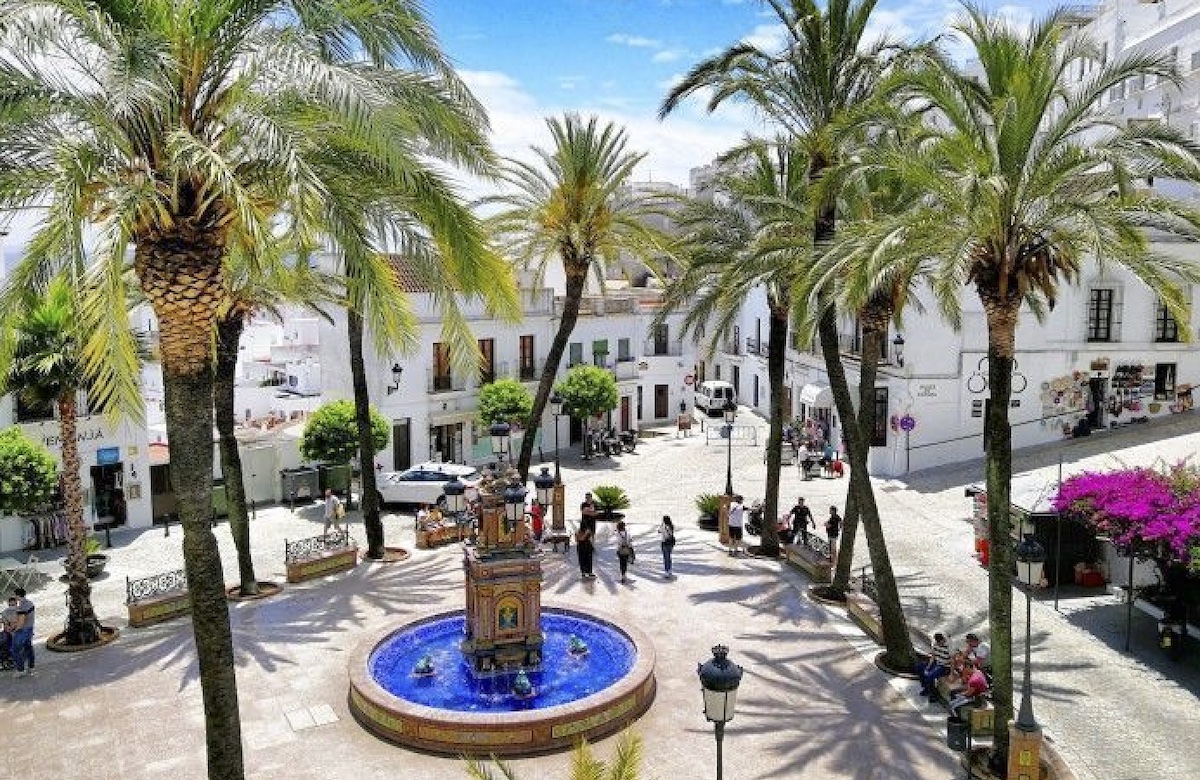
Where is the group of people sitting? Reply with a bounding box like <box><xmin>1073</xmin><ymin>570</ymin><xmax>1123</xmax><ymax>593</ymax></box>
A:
<box><xmin>916</xmin><ymin>632</ymin><xmax>992</xmax><ymax>719</ymax></box>
<box><xmin>783</xmin><ymin>423</ymin><xmax>844</xmax><ymax>479</ymax></box>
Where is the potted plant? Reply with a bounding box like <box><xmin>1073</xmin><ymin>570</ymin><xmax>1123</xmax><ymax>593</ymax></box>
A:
<box><xmin>85</xmin><ymin>536</ymin><xmax>108</xmax><ymax>578</ymax></box>
<box><xmin>591</xmin><ymin>485</ymin><xmax>629</xmax><ymax>521</ymax></box>
<box><xmin>695</xmin><ymin>493</ymin><xmax>721</xmax><ymax>531</ymax></box>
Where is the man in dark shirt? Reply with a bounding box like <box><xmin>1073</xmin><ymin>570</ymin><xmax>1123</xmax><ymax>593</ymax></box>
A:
<box><xmin>788</xmin><ymin>497</ymin><xmax>815</xmax><ymax>547</ymax></box>
<box><xmin>577</xmin><ymin>493</ymin><xmax>599</xmax><ymax>578</ymax></box>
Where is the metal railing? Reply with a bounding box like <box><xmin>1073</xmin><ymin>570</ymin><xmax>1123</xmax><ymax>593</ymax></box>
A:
<box><xmin>854</xmin><ymin>565</ymin><xmax>878</xmax><ymax>603</ymax></box>
<box><xmin>285</xmin><ymin>529</ymin><xmax>354</xmax><ymax>564</ymax></box>
<box><xmin>643</xmin><ymin>339</ymin><xmax>684</xmax><ymax>357</ymax></box>
<box><xmin>704</xmin><ymin>423</ymin><xmax>759</xmax><ymax>446</ymax></box>
<box><xmin>126</xmin><ymin>569</ymin><xmax>188</xmax><ymax>605</ymax></box>
<box><xmin>795</xmin><ymin>532</ymin><xmax>831</xmax><ymax>560</ymax></box>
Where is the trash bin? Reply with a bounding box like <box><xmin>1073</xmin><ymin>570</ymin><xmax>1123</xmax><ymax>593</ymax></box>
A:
<box><xmin>212</xmin><ymin>478</ymin><xmax>229</xmax><ymax>519</ymax></box>
<box><xmin>946</xmin><ymin>717</ymin><xmax>969</xmax><ymax>751</ymax></box>
<box><xmin>280</xmin><ymin>467</ymin><xmax>320</xmax><ymax>505</ymax></box>
<box><xmin>319</xmin><ymin>463</ymin><xmax>352</xmax><ymax>494</ymax></box>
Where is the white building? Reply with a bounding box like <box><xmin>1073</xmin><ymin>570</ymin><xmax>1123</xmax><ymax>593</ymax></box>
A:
<box><xmin>718</xmin><ymin>0</ymin><xmax>1200</xmax><ymax>477</ymax></box>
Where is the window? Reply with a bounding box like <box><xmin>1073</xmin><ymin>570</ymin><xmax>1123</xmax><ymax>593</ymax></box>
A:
<box><xmin>651</xmin><ymin>323</ymin><xmax>669</xmax><ymax>356</ymax></box>
<box><xmin>1154</xmin><ymin>298</ymin><xmax>1179</xmax><ymax>343</ymax></box>
<box><xmin>478</xmin><ymin>338</ymin><xmax>495</xmax><ymax>384</ymax></box>
<box><xmin>1155</xmin><ymin>363</ymin><xmax>1177</xmax><ymax>401</ymax></box>
<box><xmin>519</xmin><ymin>335</ymin><xmax>536</xmax><ymax>380</ymax></box>
<box><xmin>1086</xmin><ymin>288</ymin><xmax>1115</xmax><ymax>342</ymax></box>
<box><xmin>592</xmin><ymin>339</ymin><xmax>609</xmax><ymax>367</ymax></box>
<box><xmin>432</xmin><ymin>342</ymin><xmax>452</xmax><ymax>390</ymax></box>
<box><xmin>871</xmin><ymin>388</ymin><xmax>889</xmax><ymax>447</ymax></box>
<box><xmin>568</xmin><ymin>342</ymin><xmax>583</xmax><ymax>367</ymax></box>
<box><xmin>1170</xmin><ymin>46</ymin><xmax>1179</xmax><ymax>69</ymax></box>
<box><xmin>14</xmin><ymin>395</ymin><xmax>54</xmax><ymax>423</ymax></box>
<box><xmin>1191</xmin><ymin>50</ymin><xmax>1200</xmax><ymax>71</ymax></box>
<box><xmin>617</xmin><ymin>337</ymin><xmax>632</xmax><ymax>362</ymax></box>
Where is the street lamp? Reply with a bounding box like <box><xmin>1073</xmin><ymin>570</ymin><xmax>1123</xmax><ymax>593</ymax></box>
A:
<box><xmin>697</xmin><ymin>644</ymin><xmax>743</xmax><ymax>780</ymax></box>
<box><xmin>723</xmin><ymin>398</ymin><xmax>737</xmax><ymax>496</ymax></box>
<box><xmin>502</xmin><ymin>478</ymin><xmax>527</xmax><ymax>535</ymax></box>
<box><xmin>490</xmin><ymin>421</ymin><xmax>512</xmax><ymax>462</ymax></box>
<box><xmin>1014</xmin><ymin>532</ymin><xmax>1046</xmax><ymax>732</ymax></box>
<box><xmin>442</xmin><ymin>477</ymin><xmax>466</xmax><ymax>515</ymax></box>
<box><xmin>892</xmin><ymin>334</ymin><xmax>906</xmax><ymax>367</ymax></box>
<box><xmin>549</xmin><ymin>392</ymin><xmax>564</xmax><ymax>482</ymax></box>
<box><xmin>533</xmin><ymin>466</ymin><xmax>554</xmax><ymax>508</ymax></box>
<box><xmin>385</xmin><ymin>363</ymin><xmax>404</xmax><ymax>395</ymax></box>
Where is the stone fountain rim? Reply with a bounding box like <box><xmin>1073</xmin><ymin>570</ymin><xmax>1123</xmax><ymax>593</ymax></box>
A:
<box><xmin>348</xmin><ymin>604</ymin><xmax>656</xmax><ymax>726</ymax></box>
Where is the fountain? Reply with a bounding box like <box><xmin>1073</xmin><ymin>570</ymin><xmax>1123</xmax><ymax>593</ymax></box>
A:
<box><xmin>348</xmin><ymin>457</ymin><xmax>656</xmax><ymax>756</ymax></box>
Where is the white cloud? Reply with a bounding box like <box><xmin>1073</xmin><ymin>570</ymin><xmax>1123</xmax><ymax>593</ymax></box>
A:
<box><xmin>652</xmin><ymin>48</ymin><xmax>686</xmax><ymax>63</ymax></box>
<box><xmin>458</xmin><ymin>69</ymin><xmax>753</xmax><ymax>196</ymax></box>
<box><xmin>606</xmin><ymin>33</ymin><xmax>663</xmax><ymax>49</ymax></box>
<box><xmin>741</xmin><ymin>23</ymin><xmax>786</xmax><ymax>51</ymax></box>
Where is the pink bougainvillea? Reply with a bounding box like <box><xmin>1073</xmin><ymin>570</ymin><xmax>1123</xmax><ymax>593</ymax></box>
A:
<box><xmin>1051</xmin><ymin>462</ymin><xmax>1200</xmax><ymax>566</ymax></box>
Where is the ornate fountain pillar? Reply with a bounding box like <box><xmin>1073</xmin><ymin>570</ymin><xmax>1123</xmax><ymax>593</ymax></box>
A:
<box><xmin>461</xmin><ymin>465</ymin><xmax>543</xmax><ymax>674</ymax></box>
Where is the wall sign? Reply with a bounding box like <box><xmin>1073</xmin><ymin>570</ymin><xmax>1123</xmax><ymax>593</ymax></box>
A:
<box><xmin>96</xmin><ymin>447</ymin><xmax>121</xmax><ymax>465</ymax></box>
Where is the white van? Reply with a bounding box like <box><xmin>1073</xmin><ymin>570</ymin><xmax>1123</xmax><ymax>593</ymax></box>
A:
<box><xmin>694</xmin><ymin>380</ymin><xmax>736</xmax><ymax>416</ymax></box>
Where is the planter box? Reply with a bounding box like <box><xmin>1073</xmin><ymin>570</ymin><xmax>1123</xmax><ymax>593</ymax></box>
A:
<box><xmin>285</xmin><ymin>546</ymin><xmax>359</xmax><ymax>583</ymax></box>
<box><xmin>784</xmin><ymin>544</ymin><xmax>831</xmax><ymax>583</ymax></box>
<box><xmin>846</xmin><ymin>592</ymin><xmax>884</xmax><ymax>645</ymax></box>
<box><xmin>127</xmin><ymin>591</ymin><xmax>191</xmax><ymax>628</ymax></box>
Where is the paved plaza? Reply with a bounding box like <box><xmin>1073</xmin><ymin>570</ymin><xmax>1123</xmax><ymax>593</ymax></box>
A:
<box><xmin>2</xmin><ymin>411</ymin><xmax>1199</xmax><ymax>779</ymax></box>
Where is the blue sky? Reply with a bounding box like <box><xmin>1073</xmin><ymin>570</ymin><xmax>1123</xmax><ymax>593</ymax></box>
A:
<box><xmin>424</xmin><ymin>0</ymin><xmax>1048</xmax><ymax>189</ymax></box>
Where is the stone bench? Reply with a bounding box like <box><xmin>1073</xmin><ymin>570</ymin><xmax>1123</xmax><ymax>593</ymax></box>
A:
<box><xmin>846</xmin><ymin>591</ymin><xmax>884</xmax><ymax>644</ymax></box>
<box><xmin>126</xmin><ymin>569</ymin><xmax>191</xmax><ymax>628</ymax></box>
<box><xmin>285</xmin><ymin>530</ymin><xmax>359</xmax><ymax>583</ymax></box>
<box><xmin>784</xmin><ymin>543</ymin><xmax>831</xmax><ymax>583</ymax></box>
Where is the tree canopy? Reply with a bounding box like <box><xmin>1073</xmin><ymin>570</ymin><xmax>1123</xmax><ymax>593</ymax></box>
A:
<box><xmin>477</xmin><ymin>379</ymin><xmax>534</xmax><ymax>427</ymax></box>
<box><xmin>0</xmin><ymin>427</ymin><xmax>58</xmax><ymax>514</ymax></box>
<box><xmin>554</xmin><ymin>366</ymin><xmax>619</xmax><ymax>421</ymax></box>
<box><xmin>300</xmin><ymin>400</ymin><xmax>389</xmax><ymax>465</ymax></box>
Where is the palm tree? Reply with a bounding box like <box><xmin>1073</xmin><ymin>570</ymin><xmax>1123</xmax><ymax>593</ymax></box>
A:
<box><xmin>0</xmin><ymin>2</ymin><xmax>495</xmax><ymax>776</ymax></box>
<box><xmin>663</xmin><ymin>138</ymin><xmax>812</xmax><ymax>557</ymax></box>
<box><xmin>484</xmin><ymin>114</ymin><xmax>673</xmax><ymax>479</ymax></box>
<box><xmin>465</xmin><ymin>731</ymin><xmax>644</xmax><ymax>780</ymax></box>
<box><xmin>661</xmin><ymin>0</ymin><xmax>917</xmax><ymax>671</ymax></box>
<box><xmin>850</xmin><ymin>5</ymin><xmax>1200</xmax><ymax>762</ymax></box>
<box><xmin>1</xmin><ymin>277</ymin><xmax>105</xmax><ymax>646</ymax></box>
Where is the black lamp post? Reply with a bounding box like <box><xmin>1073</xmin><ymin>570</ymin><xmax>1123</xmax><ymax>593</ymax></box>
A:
<box><xmin>697</xmin><ymin>644</ymin><xmax>743</xmax><ymax>780</ymax></box>
<box><xmin>533</xmin><ymin>466</ymin><xmax>554</xmax><ymax>509</ymax></box>
<box><xmin>722</xmin><ymin>398</ymin><xmax>737</xmax><ymax>496</ymax></box>
<box><xmin>892</xmin><ymin>333</ymin><xmax>906</xmax><ymax>367</ymax></box>
<box><xmin>502</xmin><ymin>478</ymin><xmax>527</xmax><ymax>535</ymax></box>
<box><xmin>1014</xmin><ymin>532</ymin><xmax>1046</xmax><ymax>731</ymax></box>
<box><xmin>549</xmin><ymin>392</ymin><xmax>564</xmax><ymax>482</ymax></box>
<box><xmin>490</xmin><ymin>421</ymin><xmax>512</xmax><ymax>463</ymax></box>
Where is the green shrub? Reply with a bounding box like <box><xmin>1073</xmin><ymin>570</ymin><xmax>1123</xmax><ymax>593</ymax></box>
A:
<box><xmin>478</xmin><ymin>378</ymin><xmax>534</xmax><ymax>426</ymax></box>
<box><xmin>695</xmin><ymin>493</ymin><xmax>721</xmax><ymax>518</ymax></box>
<box><xmin>592</xmin><ymin>485</ymin><xmax>630</xmax><ymax>518</ymax></box>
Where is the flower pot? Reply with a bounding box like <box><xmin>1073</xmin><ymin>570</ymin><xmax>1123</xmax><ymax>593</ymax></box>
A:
<box><xmin>85</xmin><ymin>554</ymin><xmax>109</xmax><ymax>579</ymax></box>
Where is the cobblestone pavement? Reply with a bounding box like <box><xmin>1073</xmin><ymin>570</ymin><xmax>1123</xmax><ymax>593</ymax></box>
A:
<box><xmin>1</xmin><ymin>410</ymin><xmax>1198</xmax><ymax>779</ymax></box>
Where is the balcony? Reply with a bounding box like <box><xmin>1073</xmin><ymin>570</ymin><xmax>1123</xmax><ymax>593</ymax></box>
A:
<box><xmin>427</xmin><ymin>370</ymin><xmax>467</xmax><ymax>394</ymax></box>
<box><xmin>745</xmin><ymin>338</ymin><xmax>769</xmax><ymax>357</ymax></box>
<box><xmin>643</xmin><ymin>339</ymin><xmax>684</xmax><ymax>357</ymax></box>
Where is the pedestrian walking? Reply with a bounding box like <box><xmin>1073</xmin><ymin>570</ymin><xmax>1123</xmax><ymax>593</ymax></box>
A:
<box><xmin>7</xmin><ymin>588</ymin><xmax>35</xmax><ymax>677</ymax></box>
<box><xmin>825</xmin><ymin>505</ymin><xmax>843</xmax><ymax>562</ymax></box>
<box><xmin>727</xmin><ymin>495</ymin><xmax>745</xmax><ymax>556</ymax></box>
<box><xmin>323</xmin><ymin>488</ymin><xmax>345</xmax><ymax>536</ymax></box>
<box><xmin>614</xmin><ymin>520</ymin><xmax>635</xmax><ymax>583</ymax></box>
<box><xmin>659</xmin><ymin>515</ymin><xmax>676</xmax><ymax>577</ymax></box>
<box><xmin>577</xmin><ymin>492</ymin><xmax>598</xmax><ymax>578</ymax></box>
<box><xmin>788</xmin><ymin>497</ymin><xmax>815</xmax><ymax>548</ymax></box>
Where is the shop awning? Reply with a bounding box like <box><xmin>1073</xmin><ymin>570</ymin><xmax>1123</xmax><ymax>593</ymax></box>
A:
<box><xmin>799</xmin><ymin>384</ymin><xmax>833</xmax><ymax>407</ymax></box>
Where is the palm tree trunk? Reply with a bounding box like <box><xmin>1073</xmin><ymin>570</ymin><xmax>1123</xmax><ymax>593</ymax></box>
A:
<box><xmin>58</xmin><ymin>394</ymin><xmax>100</xmax><ymax>645</ymax></box>
<box><xmin>348</xmin><ymin>308</ymin><xmax>385</xmax><ymax>559</ymax></box>
<box><xmin>137</xmin><ymin>233</ymin><xmax>244</xmax><ymax>780</ymax></box>
<box><xmin>827</xmin><ymin>490</ymin><xmax>860</xmax><ymax>599</ymax></box>
<box><xmin>517</xmin><ymin>267</ymin><xmax>588</xmax><ymax>479</ymax></box>
<box><xmin>215</xmin><ymin>313</ymin><xmax>257</xmax><ymax>596</ymax></box>
<box><xmin>983</xmin><ymin>311</ymin><xmax>1018</xmax><ymax>763</ymax></box>
<box><xmin>759</xmin><ymin>303</ymin><xmax>788</xmax><ymax>557</ymax></box>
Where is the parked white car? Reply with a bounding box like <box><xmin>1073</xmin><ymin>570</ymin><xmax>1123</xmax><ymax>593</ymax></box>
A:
<box><xmin>376</xmin><ymin>462</ymin><xmax>479</xmax><ymax>507</ymax></box>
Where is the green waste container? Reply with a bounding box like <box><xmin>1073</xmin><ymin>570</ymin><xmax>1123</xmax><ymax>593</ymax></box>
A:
<box><xmin>319</xmin><ymin>463</ymin><xmax>352</xmax><ymax>494</ymax></box>
<box><xmin>212</xmin><ymin>478</ymin><xmax>229</xmax><ymax>519</ymax></box>
<box><xmin>280</xmin><ymin>467</ymin><xmax>320</xmax><ymax>504</ymax></box>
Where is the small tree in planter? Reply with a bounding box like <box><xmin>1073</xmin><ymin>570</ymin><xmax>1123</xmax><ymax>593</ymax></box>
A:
<box><xmin>556</xmin><ymin>366</ymin><xmax>619</xmax><ymax>459</ymax></box>
<box><xmin>592</xmin><ymin>485</ymin><xmax>630</xmax><ymax>521</ymax></box>
<box><xmin>478</xmin><ymin>379</ymin><xmax>534</xmax><ymax>427</ymax></box>
<box><xmin>695</xmin><ymin>493</ymin><xmax>722</xmax><ymax>530</ymax></box>
<box><xmin>301</xmin><ymin>399</ymin><xmax>390</xmax><ymax>466</ymax></box>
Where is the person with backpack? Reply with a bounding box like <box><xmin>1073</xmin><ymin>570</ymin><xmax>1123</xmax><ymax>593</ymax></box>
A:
<box><xmin>658</xmin><ymin>516</ymin><xmax>676</xmax><ymax>577</ymax></box>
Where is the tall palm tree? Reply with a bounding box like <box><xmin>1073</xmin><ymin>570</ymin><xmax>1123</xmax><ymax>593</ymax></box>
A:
<box><xmin>1</xmin><ymin>277</ymin><xmax>105</xmax><ymax>646</ymax></box>
<box><xmin>851</xmin><ymin>5</ymin><xmax>1200</xmax><ymax>763</ymax></box>
<box><xmin>662</xmin><ymin>138</ymin><xmax>812</xmax><ymax>557</ymax></box>
<box><xmin>0</xmin><ymin>2</ymin><xmax>496</xmax><ymax>776</ymax></box>
<box><xmin>661</xmin><ymin>0</ymin><xmax>917</xmax><ymax>671</ymax></box>
<box><xmin>484</xmin><ymin>114</ymin><xmax>673</xmax><ymax>479</ymax></box>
